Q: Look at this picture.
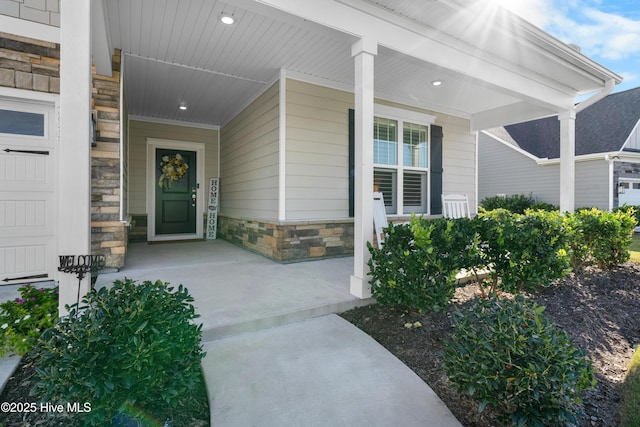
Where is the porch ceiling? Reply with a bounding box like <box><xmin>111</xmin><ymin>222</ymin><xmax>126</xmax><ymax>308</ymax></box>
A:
<box><xmin>96</xmin><ymin>0</ymin><xmax>621</xmax><ymax>129</ymax></box>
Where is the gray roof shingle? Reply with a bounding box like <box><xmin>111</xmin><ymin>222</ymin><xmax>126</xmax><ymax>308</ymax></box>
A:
<box><xmin>500</xmin><ymin>86</ymin><xmax>640</xmax><ymax>159</ymax></box>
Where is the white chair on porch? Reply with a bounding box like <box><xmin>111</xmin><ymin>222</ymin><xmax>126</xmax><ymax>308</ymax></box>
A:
<box><xmin>441</xmin><ymin>194</ymin><xmax>471</xmax><ymax>219</ymax></box>
<box><xmin>373</xmin><ymin>192</ymin><xmax>389</xmax><ymax>244</ymax></box>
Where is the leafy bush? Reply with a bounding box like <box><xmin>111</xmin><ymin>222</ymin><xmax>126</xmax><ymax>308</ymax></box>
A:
<box><xmin>567</xmin><ymin>208</ymin><xmax>635</xmax><ymax>271</ymax></box>
<box><xmin>367</xmin><ymin>216</ymin><xmax>479</xmax><ymax>312</ymax></box>
<box><xmin>613</xmin><ymin>204</ymin><xmax>640</xmax><ymax>227</ymax></box>
<box><xmin>32</xmin><ymin>279</ymin><xmax>205</xmax><ymax>425</ymax></box>
<box><xmin>0</xmin><ymin>285</ymin><xmax>58</xmax><ymax>356</ymax></box>
<box><xmin>477</xmin><ymin>209</ymin><xmax>570</xmax><ymax>294</ymax></box>
<box><xmin>480</xmin><ymin>194</ymin><xmax>557</xmax><ymax>214</ymax></box>
<box><xmin>443</xmin><ymin>295</ymin><xmax>596</xmax><ymax>426</ymax></box>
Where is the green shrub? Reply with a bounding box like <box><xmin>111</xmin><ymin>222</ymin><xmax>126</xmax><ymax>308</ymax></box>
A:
<box><xmin>367</xmin><ymin>216</ymin><xmax>479</xmax><ymax>312</ymax></box>
<box><xmin>568</xmin><ymin>208</ymin><xmax>635</xmax><ymax>270</ymax></box>
<box><xmin>443</xmin><ymin>295</ymin><xmax>596</xmax><ymax>426</ymax></box>
<box><xmin>32</xmin><ymin>279</ymin><xmax>205</xmax><ymax>425</ymax></box>
<box><xmin>614</xmin><ymin>204</ymin><xmax>640</xmax><ymax>227</ymax></box>
<box><xmin>0</xmin><ymin>285</ymin><xmax>58</xmax><ymax>356</ymax></box>
<box><xmin>480</xmin><ymin>194</ymin><xmax>557</xmax><ymax>214</ymax></box>
<box><xmin>620</xmin><ymin>345</ymin><xmax>640</xmax><ymax>427</ymax></box>
<box><xmin>478</xmin><ymin>209</ymin><xmax>570</xmax><ymax>294</ymax></box>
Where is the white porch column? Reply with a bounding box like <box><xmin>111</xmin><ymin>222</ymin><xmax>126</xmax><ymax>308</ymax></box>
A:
<box><xmin>559</xmin><ymin>109</ymin><xmax>576</xmax><ymax>213</ymax></box>
<box><xmin>58</xmin><ymin>0</ymin><xmax>92</xmax><ymax>314</ymax></box>
<box><xmin>350</xmin><ymin>39</ymin><xmax>377</xmax><ymax>299</ymax></box>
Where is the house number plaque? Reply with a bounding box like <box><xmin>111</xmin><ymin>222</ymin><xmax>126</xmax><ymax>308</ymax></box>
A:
<box><xmin>206</xmin><ymin>178</ymin><xmax>219</xmax><ymax>240</ymax></box>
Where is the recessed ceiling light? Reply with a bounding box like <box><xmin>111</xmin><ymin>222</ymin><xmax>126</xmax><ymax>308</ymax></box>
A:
<box><xmin>179</xmin><ymin>103</ymin><xmax>187</xmax><ymax>111</ymax></box>
<box><xmin>221</xmin><ymin>13</ymin><xmax>234</xmax><ymax>25</ymax></box>
<box><xmin>432</xmin><ymin>80</ymin><xmax>443</xmax><ymax>86</ymax></box>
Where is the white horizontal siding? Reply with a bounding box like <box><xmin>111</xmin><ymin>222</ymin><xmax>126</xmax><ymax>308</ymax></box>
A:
<box><xmin>479</xmin><ymin>132</ymin><xmax>560</xmax><ymax>205</ymax></box>
<box><xmin>576</xmin><ymin>160</ymin><xmax>610</xmax><ymax>210</ymax></box>
<box><xmin>220</xmin><ymin>82</ymin><xmax>279</xmax><ymax>219</ymax></box>
<box><xmin>285</xmin><ymin>79</ymin><xmax>352</xmax><ymax>220</ymax></box>
<box><xmin>623</xmin><ymin>121</ymin><xmax>640</xmax><ymax>151</ymax></box>
<box><xmin>479</xmin><ymin>133</ymin><xmax>611</xmax><ymax>210</ymax></box>
<box><xmin>127</xmin><ymin>119</ymin><xmax>219</xmax><ymax>214</ymax></box>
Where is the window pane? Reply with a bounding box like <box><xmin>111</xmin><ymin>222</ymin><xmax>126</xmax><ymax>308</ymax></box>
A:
<box><xmin>403</xmin><ymin>171</ymin><xmax>427</xmax><ymax>213</ymax></box>
<box><xmin>374</xmin><ymin>117</ymin><xmax>397</xmax><ymax>165</ymax></box>
<box><xmin>374</xmin><ymin>169</ymin><xmax>397</xmax><ymax>214</ymax></box>
<box><xmin>403</xmin><ymin>122</ymin><xmax>428</xmax><ymax>168</ymax></box>
<box><xmin>0</xmin><ymin>109</ymin><xmax>45</xmax><ymax>136</ymax></box>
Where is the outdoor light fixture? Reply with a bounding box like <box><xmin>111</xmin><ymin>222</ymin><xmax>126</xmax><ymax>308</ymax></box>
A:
<box><xmin>432</xmin><ymin>80</ymin><xmax>443</xmax><ymax>86</ymax></box>
<box><xmin>179</xmin><ymin>103</ymin><xmax>187</xmax><ymax>111</ymax></box>
<box><xmin>618</xmin><ymin>182</ymin><xmax>626</xmax><ymax>194</ymax></box>
<box><xmin>220</xmin><ymin>13</ymin><xmax>234</xmax><ymax>24</ymax></box>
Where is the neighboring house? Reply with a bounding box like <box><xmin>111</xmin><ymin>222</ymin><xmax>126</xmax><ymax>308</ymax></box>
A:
<box><xmin>0</xmin><ymin>0</ymin><xmax>621</xmax><ymax>310</ymax></box>
<box><xmin>479</xmin><ymin>87</ymin><xmax>640</xmax><ymax>210</ymax></box>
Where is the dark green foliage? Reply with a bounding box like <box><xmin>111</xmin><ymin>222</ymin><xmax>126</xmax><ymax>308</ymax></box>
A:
<box><xmin>367</xmin><ymin>216</ymin><xmax>477</xmax><ymax>312</ymax></box>
<box><xmin>443</xmin><ymin>295</ymin><xmax>596</xmax><ymax>426</ymax></box>
<box><xmin>567</xmin><ymin>208</ymin><xmax>635</xmax><ymax>271</ymax></box>
<box><xmin>477</xmin><ymin>209</ymin><xmax>570</xmax><ymax>294</ymax></box>
<box><xmin>480</xmin><ymin>194</ymin><xmax>557</xmax><ymax>214</ymax></box>
<box><xmin>32</xmin><ymin>279</ymin><xmax>205</xmax><ymax>425</ymax></box>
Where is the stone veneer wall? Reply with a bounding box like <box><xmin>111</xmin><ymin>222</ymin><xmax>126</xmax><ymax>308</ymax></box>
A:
<box><xmin>218</xmin><ymin>216</ymin><xmax>354</xmax><ymax>262</ymax></box>
<box><xmin>0</xmin><ymin>32</ymin><xmax>59</xmax><ymax>93</ymax></box>
<box><xmin>91</xmin><ymin>50</ymin><xmax>127</xmax><ymax>269</ymax></box>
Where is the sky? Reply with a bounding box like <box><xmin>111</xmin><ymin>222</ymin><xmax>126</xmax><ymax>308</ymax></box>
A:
<box><xmin>493</xmin><ymin>0</ymin><xmax>640</xmax><ymax>94</ymax></box>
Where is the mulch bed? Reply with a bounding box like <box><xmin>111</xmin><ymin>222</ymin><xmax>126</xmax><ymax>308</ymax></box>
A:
<box><xmin>340</xmin><ymin>263</ymin><xmax>640</xmax><ymax>427</ymax></box>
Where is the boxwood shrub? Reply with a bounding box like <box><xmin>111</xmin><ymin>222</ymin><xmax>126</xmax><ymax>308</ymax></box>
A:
<box><xmin>32</xmin><ymin>279</ymin><xmax>205</xmax><ymax>426</ymax></box>
<box><xmin>443</xmin><ymin>295</ymin><xmax>596</xmax><ymax>426</ymax></box>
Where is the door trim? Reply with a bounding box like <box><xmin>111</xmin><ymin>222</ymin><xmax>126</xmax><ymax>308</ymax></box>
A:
<box><xmin>146</xmin><ymin>138</ymin><xmax>205</xmax><ymax>242</ymax></box>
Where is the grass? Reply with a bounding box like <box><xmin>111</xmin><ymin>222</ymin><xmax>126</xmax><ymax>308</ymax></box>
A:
<box><xmin>620</xmin><ymin>345</ymin><xmax>640</xmax><ymax>427</ymax></box>
<box><xmin>629</xmin><ymin>234</ymin><xmax>640</xmax><ymax>263</ymax></box>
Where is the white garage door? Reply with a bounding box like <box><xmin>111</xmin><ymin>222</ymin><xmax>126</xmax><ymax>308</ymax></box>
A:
<box><xmin>0</xmin><ymin>97</ymin><xmax>57</xmax><ymax>285</ymax></box>
<box><xmin>618</xmin><ymin>179</ymin><xmax>640</xmax><ymax>206</ymax></box>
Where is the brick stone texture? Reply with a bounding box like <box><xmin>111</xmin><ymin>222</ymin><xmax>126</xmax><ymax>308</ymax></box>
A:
<box><xmin>91</xmin><ymin>50</ymin><xmax>126</xmax><ymax>269</ymax></box>
<box><xmin>0</xmin><ymin>32</ymin><xmax>59</xmax><ymax>93</ymax></box>
<box><xmin>217</xmin><ymin>216</ymin><xmax>355</xmax><ymax>262</ymax></box>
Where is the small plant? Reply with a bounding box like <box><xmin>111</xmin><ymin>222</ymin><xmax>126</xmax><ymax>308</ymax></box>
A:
<box><xmin>0</xmin><ymin>284</ymin><xmax>58</xmax><ymax>356</ymax></box>
<box><xmin>443</xmin><ymin>295</ymin><xmax>596</xmax><ymax>426</ymax></box>
<box><xmin>568</xmin><ymin>208</ymin><xmax>636</xmax><ymax>271</ymax></box>
<box><xmin>480</xmin><ymin>193</ymin><xmax>556</xmax><ymax>214</ymax></box>
<box><xmin>477</xmin><ymin>209</ymin><xmax>570</xmax><ymax>294</ymax></box>
<box><xmin>367</xmin><ymin>216</ymin><xmax>476</xmax><ymax>312</ymax></box>
<box><xmin>32</xmin><ymin>279</ymin><xmax>205</xmax><ymax>425</ymax></box>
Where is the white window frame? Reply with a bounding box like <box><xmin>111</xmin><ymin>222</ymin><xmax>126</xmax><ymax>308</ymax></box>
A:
<box><xmin>373</xmin><ymin>104</ymin><xmax>436</xmax><ymax>216</ymax></box>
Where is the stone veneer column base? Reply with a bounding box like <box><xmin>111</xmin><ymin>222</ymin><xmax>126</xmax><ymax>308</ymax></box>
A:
<box><xmin>91</xmin><ymin>221</ymin><xmax>128</xmax><ymax>270</ymax></box>
<box><xmin>217</xmin><ymin>216</ymin><xmax>354</xmax><ymax>262</ymax></box>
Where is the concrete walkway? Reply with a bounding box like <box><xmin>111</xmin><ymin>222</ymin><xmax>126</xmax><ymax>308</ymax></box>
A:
<box><xmin>2</xmin><ymin>240</ymin><xmax>462</xmax><ymax>426</ymax></box>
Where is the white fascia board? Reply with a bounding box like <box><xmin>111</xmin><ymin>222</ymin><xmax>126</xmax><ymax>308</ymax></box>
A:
<box><xmin>480</xmin><ymin>130</ymin><xmax>542</xmax><ymax>162</ymax></box>
<box><xmin>534</xmin><ymin>152</ymin><xmax>640</xmax><ymax>165</ymax></box>
<box><xmin>0</xmin><ymin>15</ymin><xmax>59</xmax><ymax>43</ymax></box>
<box><xmin>253</xmin><ymin>0</ymin><xmax>579</xmax><ymax>111</ymax></box>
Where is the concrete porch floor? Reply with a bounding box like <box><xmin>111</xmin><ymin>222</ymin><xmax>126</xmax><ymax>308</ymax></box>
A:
<box><xmin>95</xmin><ymin>240</ymin><xmax>372</xmax><ymax>341</ymax></box>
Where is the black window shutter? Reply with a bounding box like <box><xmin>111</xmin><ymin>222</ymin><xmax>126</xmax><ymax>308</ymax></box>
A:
<box><xmin>430</xmin><ymin>125</ymin><xmax>443</xmax><ymax>215</ymax></box>
<box><xmin>348</xmin><ymin>109</ymin><xmax>355</xmax><ymax>217</ymax></box>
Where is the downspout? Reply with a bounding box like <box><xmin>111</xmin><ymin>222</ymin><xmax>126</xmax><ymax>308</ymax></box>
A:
<box><xmin>604</xmin><ymin>154</ymin><xmax>616</xmax><ymax>210</ymax></box>
<box><xmin>575</xmin><ymin>78</ymin><xmax>615</xmax><ymax>113</ymax></box>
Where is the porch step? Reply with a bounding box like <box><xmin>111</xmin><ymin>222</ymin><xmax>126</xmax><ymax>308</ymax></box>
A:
<box><xmin>200</xmin><ymin>297</ymin><xmax>374</xmax><ymax>343</ymax></box>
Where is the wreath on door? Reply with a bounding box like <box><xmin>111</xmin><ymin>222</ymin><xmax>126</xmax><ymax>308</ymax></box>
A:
<box><xmin>158</xmin><ymin>153</ymin><xmax>189</xmax><ymax>189</ymax></box>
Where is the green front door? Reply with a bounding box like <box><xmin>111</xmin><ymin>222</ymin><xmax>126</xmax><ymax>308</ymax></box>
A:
<box><xmin>155</xmin><ymin>148</ymin><xmax>197</xmax><ymax>235</ymax></box>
